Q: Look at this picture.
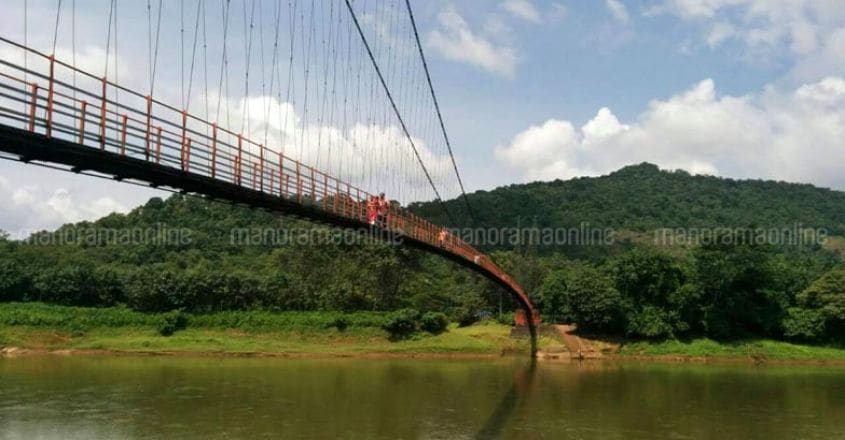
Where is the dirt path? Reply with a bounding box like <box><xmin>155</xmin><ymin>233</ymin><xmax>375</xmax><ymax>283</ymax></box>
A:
<box><xmin>554</xmin><ymin>325</ymin><xmax>604</xmax><ymax>359</ymax></box>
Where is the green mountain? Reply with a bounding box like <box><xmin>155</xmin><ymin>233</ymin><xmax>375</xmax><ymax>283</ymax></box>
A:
<box><xmin>411</xmin><ymin>163</ymin><xmax>845</xmax><ymax>235</ymax></box>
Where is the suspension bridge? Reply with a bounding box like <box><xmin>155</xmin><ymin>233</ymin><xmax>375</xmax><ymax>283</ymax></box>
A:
<box><xmin>0</xmin><ymin>0</ymin><xmax>539</xmax><ymax>351</ymax></box>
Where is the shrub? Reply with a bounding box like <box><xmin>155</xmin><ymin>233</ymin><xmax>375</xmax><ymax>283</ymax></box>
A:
<box><xmin>382</xmin><ymin>308</ymin><xmax>419</xmax><ymax>339</ymax></box>
<box><xmin>783</xmin><ymin>307</ymin><xmax>827</xmax><ymax>341</ymax></box>
<box><xmin>332</xmin><ymin>316</ymin><xmax>349</xmax><ymax>332</ymax></box>
<box><xmin>625</xmin><ymin>306</ymin><xmax>679</xmax><ymax>339</ymax></box>
<box><xmin>158</xmin><ymin>310</ymin><xmax>188</xmax><ymax>336</ymax></box>
<box><xmin>420</xmin><ymin>311</ymin><xmax>449</xmax><ymax>334</ymax></box>
<box><xmin>455</xmin><ymin>306</ymin><xmax>479</xmax><ymax>327</ymax></box>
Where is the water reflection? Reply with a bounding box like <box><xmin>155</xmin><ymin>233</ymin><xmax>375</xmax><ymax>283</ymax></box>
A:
<box><xmin>475</xmin><ymin>359</ymin><xmax>537</xmax><ymax>439</ymax></box>
<box><xmin>0</xmin><ymin>356</ymin><xmax>843</xmax><ymax>439</ymax></box>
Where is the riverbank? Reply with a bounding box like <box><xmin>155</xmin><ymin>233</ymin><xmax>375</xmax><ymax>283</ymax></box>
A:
<box><xmin>0</xmin><ymin>303</ymin><xmax>553</xmax><ymax>357</ymax></box>
<box><xmin>0</xmin><ymin>324</ymin><xmax>545</xmax><ymax>357</ymax></box>
<box><xmin>617</xmin><ymin>338</ymin><xmax>845</xmax><ymax>362</ymax></box>
<box><xmin>2</xmin><ymin>303</ymin><xmax>844</xmax><ymax>364</ymax></box>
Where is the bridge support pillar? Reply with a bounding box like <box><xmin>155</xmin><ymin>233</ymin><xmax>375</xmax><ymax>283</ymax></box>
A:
<box><xmin>525</xmin><ymin>308</ymin><xmax>538</xmax><ymax>358</ymax></box>
<box><xmin>515</xmin><ymin>306</ymin><xmax>539</xmax><ymax>357</ymax></box>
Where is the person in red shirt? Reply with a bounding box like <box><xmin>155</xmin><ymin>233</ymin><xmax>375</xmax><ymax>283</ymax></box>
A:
<box><xmin>366</xmin><ymin>195</ymin><xmax>378</xmax><ymax>225</ymax></box>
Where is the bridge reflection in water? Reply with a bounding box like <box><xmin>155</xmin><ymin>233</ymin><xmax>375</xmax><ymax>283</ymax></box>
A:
<box><xmin>475</xmin><ymin>360</ymin><xmax>538</xmax><ymax>439</ymax></box>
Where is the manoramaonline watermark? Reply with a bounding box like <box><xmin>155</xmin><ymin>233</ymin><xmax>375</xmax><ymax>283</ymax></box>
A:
<box><xmin>230</xmin><ymin>226</ymin><xmax>404</xmax><ymax>246</ymax></box>
<box><xmin>17</xmin><ymin>224</ymin><xmax>193</xmax><ymax>246</ymax></box>
<box><xmin>448</xmin><ymin>223</ymin><xmax>615</xmax><ymax>247</ymax></box>
<box><xmin>654</xmin><ymin>224</ymin><xmax>828</xmax><ymax>247</ymax></box>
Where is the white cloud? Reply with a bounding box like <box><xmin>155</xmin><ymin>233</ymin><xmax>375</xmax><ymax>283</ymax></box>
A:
<box><xmin>581</xmin><ymin>107</ymin><xmax>630</xmax><ymax>145</ymax></box>
<box><xmin>426</xmin><ymin>6</ymin><xmax>518</xmax><ymax>77</ymax></box>
<box><xmin>494</xmin><ymin>119</ymin><xmax>595</xmax><ymax>181</ymax></box>
<box><xmin>606</xmin><ymin>0</ymin><xmax>630</xmax><ymax>24</ymax></box>
<box><xmin>496</xmin><ymin>77</ymin><xmax>845</xmax><ymax>189</ymax></box>
<box><xmin>0</xmin><ymin>175</ymin><xmax>131</xmax><ymax>238</ymax></box>
<box><xmin>501</xmin><ymin>0</ymin><xmax>542</xmax><ymax>23</ymax></box>
<box><xmin>657</xmin><ymin>0</ymin><xmax>845</xmax><ymax>81</ymax></box>
<box><xmin>706</xmin><ymin>22</ymin><xmax>735</xmax><ymax>47</ymax></box>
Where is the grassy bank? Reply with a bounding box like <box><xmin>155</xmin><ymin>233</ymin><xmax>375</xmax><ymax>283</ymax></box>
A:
<box><xmin>3</xmin><ymin>303</ymin><xmax>844</xmax><ymax>361</ymax></box>
<box><xmin>618</xmin><ymin>338</ymin><xmax>845</xmax><ymax>361</ymax></box>
<box><xmin>0</xmin><ymin>303</ymin><xmax>546</xmax><ymax>355</ymax></box>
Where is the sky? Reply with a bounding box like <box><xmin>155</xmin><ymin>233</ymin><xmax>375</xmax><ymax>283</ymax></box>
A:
<box><xmin>1</xmin><ymin>0</ymin><xmax>844</xmax><ymax>236</ymax></box>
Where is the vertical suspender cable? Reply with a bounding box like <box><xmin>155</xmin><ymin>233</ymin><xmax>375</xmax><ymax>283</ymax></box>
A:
<box><xmin>404</xmin><ymin>0</ymin><xmax>474</xmax><ymax>224</ymax></box>
<box><xmin>186</xmin><ymin>0</ymin><xmax>202</xmax><ymax>110</ymax></box>
<box><xmin>181</xmin><ymin>0</ymin><xmax>185</xmax><ymax>108</ymax></box>
<box><xmin>24</xmin><ymin>0</ymin><xmax>27</xmax><ymax>90</ymax></box>
<box><xmin>72</xmin><ymin>0</ymin><xmax>76</xmax><ymax>106</ymax></box>
<box><xmin>215</xmin><ymin>0</ymin><xmax>230</xmax><ymax>124</ymax></box>
<box><xmin>113</xmin><ymin>0</ymin><xmax>118</xmax><ymax>122</ymax></box>
<box><xmin>343</xmin><ymin>0</ymin><xmax>452</xmax><ymax>223</ymax></box>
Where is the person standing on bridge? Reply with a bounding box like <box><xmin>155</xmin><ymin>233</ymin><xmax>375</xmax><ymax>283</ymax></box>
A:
<box><xmin>438</xmin><ymin>228</ymin><xmax>449</xmax><ymax>248</ymax></box>
<box><xmin>377</xmin><ymin>193</ymin><xmax>390</xmax><ymax>227</ymax></box>
<box><xmin>367</xmin><ymin>195</ymin><xmax>378</xmax><ymax>226</ymax></box>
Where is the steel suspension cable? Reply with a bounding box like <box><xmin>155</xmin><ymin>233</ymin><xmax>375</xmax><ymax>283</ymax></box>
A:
<box><xmin>24</xmin><ymin>0</ymin><xmax>27</xmax><ymax>88</ymax></box>
<box><xmin>72</xmin><ymin>0</ymin><xmax>76</xmax><ymax>102</ymax></box>
<box><xmin>265</xmin><ymin>0</ymin><xmax>281</xmax><ymax>148</ymax></box>
<box><xmin>186</xmin><ymin>0</ymin><xmax>203</xmax><ymax>111</ymax></box>
<box><xmin>215</xmin><ymin>0</ymin><xmax>231</xmax><ymax>124</ymax></box>
<box><xmin>51</xmin><ymin>0</ymin><xmax>63</xmax><ymax>55</ymax></box>
<box><xmin>104</xmin><ymin>0</ymin><xmax>114</xmax><ymax>79</ymax></box>
<box><xmin>150</xmin><ymin>0</ymin><xmax>162</xmax><ymax>95</ymax></box>
<box><xmin>241</xmin><ymin>0</ymin><xmax>256</xmax><ymax>135</ymax></box>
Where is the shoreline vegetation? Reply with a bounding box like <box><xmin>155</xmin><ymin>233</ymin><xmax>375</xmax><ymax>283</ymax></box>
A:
<box><xmin>2</xmin><ymin>303</ymin><xmax>844</xmax><ymax>365</ymax></box>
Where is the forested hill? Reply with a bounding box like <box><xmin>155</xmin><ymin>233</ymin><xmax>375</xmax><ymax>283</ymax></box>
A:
<box><xmin>410</xmin><ymin>163</ymin><xmax>845</xmax><ymax>235</ymax></box>
<box><xmin>2</xmin><ymin>166</ymin><xmax>842</xmax><ymax>343</ymax></box>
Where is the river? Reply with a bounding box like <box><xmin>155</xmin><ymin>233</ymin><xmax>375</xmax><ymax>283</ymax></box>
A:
<box><xmin>1</xmin><ymin>356</ymin><xmax>843</xmax><ymax>439</ymax></box>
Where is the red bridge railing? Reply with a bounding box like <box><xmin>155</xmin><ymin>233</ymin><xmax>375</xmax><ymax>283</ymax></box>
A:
<box><xmin>0</xmin><ymin>37</ymin><xmax>537</xmax><ymax>320</ymax></box>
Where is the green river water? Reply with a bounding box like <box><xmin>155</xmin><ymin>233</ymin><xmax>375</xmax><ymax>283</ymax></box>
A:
<box><xmin>1</xmin><ymin>356</ymin><xmax>843</xmax><ymax>439</ymax></box>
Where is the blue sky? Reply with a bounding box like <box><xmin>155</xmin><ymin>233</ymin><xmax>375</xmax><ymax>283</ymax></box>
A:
<box><xmin>417</xmin><ymin>0</ymin><xmax>844</xmax><ymax>188</ymax></box>
<box><xmin>1</xmin><ymin>0</ymin><xmax>844</xmax><ymax>234</ymax></box>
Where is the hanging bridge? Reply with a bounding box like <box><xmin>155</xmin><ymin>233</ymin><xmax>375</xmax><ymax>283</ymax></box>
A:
<box><xmin>0</xmin><ymin>0</ymin><xmax>538</xmax><ymax>350</ymax></box>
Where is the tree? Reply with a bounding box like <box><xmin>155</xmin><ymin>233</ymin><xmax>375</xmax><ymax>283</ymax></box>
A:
<box><xmin>782</xmin><ymin>307</ymin><xmax>827</xmax><ymax>341</ymax></box>
<box><xmin>784</xmin><ymin>268</ymin><xmax>845</xmax><ymax>341</ymax></box>
<box><xmin>538</xmin><ymin>264</ymin><xmax>624</xmax><ymax>333</ymax></box>
<box><xmin>125</xmin><ymin>268</ymin><xmax>186</xmax><ymax>312</ymax></box>
<box><xmin>0</xmin><ymin>258</ymin><xmax>26</xmax><ymax>302</ymax></box>
<box><xmin>536</xmin><ymin>268</ymin><xmax>569</xmax><ymax>323</ymax></box>
<box><xmin>692</xmin><ymin>230</ymin><xmax>782</xmax><ymax>339</ymax></box>
<box><xmin>607</xmin><ymin>248</ymin><xmax>694</xmax><ymax>338</ymax></box>
<box><xmin>32</xmin><ymin>264</ymin><xmax>98</xmax><ymax>306</ymax></box>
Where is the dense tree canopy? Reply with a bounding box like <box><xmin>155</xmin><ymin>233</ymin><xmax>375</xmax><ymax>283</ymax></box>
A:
<box><xmin>412</xmin><ymin>163</ymin><xmax>845</xmax><ymax>240</ymax></box>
